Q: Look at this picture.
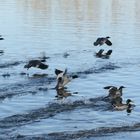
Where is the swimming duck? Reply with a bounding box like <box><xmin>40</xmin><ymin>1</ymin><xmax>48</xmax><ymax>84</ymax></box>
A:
<box><xmin>104</xmin><ymin>86</ymin><xmax>125</xmax><ymax>99</ymax></box>
<box><xmin>24</xmin><ymin>60</ymin><xmax>48</xmax><ymax>70</ymax></box>
<box><xmin>94</xmin><ymin>36</ymin><xmax>112</xmax><ymax>46</ymax></box>
<box><xmin>112</xmin><ymin>99</ymin><xmax>135</xmax><ymax>111</ymax></box>
<box><xmin>55</xmin><ymin>68</ymin><xmax>78</xmax><ymax>89</ymax></box>
<box><xmin>95</xmin><ymin>49</ymin><xmax>112</xmax><ymax>59</ymax></box>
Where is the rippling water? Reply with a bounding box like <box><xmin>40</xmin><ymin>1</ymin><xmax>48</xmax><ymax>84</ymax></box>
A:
<box><xmin>0</xmin><ymin>0</ymin><xmax>140</xmax><ymax>139</ymax></box>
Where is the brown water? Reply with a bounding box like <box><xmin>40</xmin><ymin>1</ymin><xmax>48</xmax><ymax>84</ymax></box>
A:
<box><xmin>0</xmin><ymin>0</ymin><xmax>140</xmax><ymax>139</ymax></box>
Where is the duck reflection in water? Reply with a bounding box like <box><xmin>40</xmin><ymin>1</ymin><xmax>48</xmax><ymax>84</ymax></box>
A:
<box><xmin>95</xmin><ymin>49</ymin><xmax>112</xmax><ymax>59</ymax></box>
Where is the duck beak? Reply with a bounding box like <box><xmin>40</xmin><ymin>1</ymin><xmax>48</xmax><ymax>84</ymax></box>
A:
<box><xmin>130</xmin><ymin>101</ymin><xmax>135</xmax><ymax>105</ymax></box>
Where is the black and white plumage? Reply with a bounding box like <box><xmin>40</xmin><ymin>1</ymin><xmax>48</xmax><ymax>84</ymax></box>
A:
<box><xmin>95</xmin><ymin>49</ymin><xmax>112</xmax><ymax>59</ymax></box>
<box><xmin>55</xmin><ymin>68</ymin><xmax>70</xmax><ymax>90</ymax></box>
<box><xmin>24</xmin><ymin>60</ymin><xmax>49</xmax><ymax>70</ymax></box>
<box><xmin>104</xmin><ymin>86</ymin><xmax>125</xmax><ymax>99</ymax></box>
<box><xmin>94</xmin><ymin>36</ymin><xmax>112</xmax><ymax>46</ymax></box>
<box><xmin>55</xmin><ymin>69</ymin><xmax>78</xmax><ymax>89</ymax></box>
<box><xmin>55</xmin><ymin>69</ymin><xmax>65</xmax><ymax>76</ymax></box>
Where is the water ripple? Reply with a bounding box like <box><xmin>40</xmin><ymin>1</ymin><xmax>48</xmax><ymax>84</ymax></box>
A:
<box><xmin>0</xmin><ymin>96</ymin><xmax>107</xmax><ymax>129</ymax></box>
<box><xmin>2</xmin><ymin>123</ymin><xmax>140</xmax><ymax>140</ymax></box>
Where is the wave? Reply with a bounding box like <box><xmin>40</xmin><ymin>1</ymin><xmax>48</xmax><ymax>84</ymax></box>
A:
<box><xmin>73</xmin><ymin>62</ymin><xmax>120</xmax><ymax>76</ymax></box>
<box><xmin>6</xmin><ymin>123</ymin><xmax>140</xmax><ymax>140</ymax></box>
<box><xmin>47</xmin><ymin>123</ymin><xmax>140</xmax><ymax>140</ymax></box>
<box><xmin>0</xmin><ymin>61</ymin><xmax>24</xmax><ymax>68</ymax></box>
<box><xmin>0</xmin><ymin>96</ymin><xmax>109</xmax><ymax>129</ymax></box>
<box><xmin>0</xmin><ymin>73</ymin><xmax>57</xmax><ymax>100</ymax></box>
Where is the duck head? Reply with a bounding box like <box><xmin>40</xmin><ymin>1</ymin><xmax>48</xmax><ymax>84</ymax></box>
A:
<box><xmin>126</xmin><ymin>99</ymin><xmax>133</xmax><ymax>105</ymax></box>
<box><xmin>126</xmin><ymin>99</ymin><xmax>135</xmax><ymax>108</ymax></box>
<box><xmin>24</xmin><ymin>64</ymin><xmax>30</xmax><ymax>70</ymax></box>
<box><xmin>106</xmin><ymin>36</ymin><xmax>110</xmax><ymax>39</ymax></box>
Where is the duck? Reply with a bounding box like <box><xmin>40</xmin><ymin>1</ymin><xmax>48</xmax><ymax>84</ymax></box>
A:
<box><xmin>95</xmin><ymin>49</ymin><xmax>112</xmax><ymax>59</ymax></box>
<box><xmin>24</xmin><ymin>60</ymin><xmax>49</xmax><ymax>70</ymax></box>
<box><xmin>93</xmin><ymin>36</ymin><xmax>112</xmax><ymax>46</ymax></box>
<box><xmin>112</xmin><ymin>99</ymin><xmax>135</xmax><ymax>111</ymax></box>
<box><xmin>55</xmin><ymin>68</ymin><xmax>78</xmax><ymax>89</ymax></box>
<box><xmin>104</xmin><ymin>86</ymin><xmax>125</xmax><ymax>99</ymax></box>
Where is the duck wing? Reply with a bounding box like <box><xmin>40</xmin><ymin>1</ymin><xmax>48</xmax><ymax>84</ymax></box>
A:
<box><xmin>94</xmin><ymin>38</ymin><xmax>101</xmax><ymax>46</ymax></box>
<box><xmin>97</xmin><ymin>49</ymin><xmax>104</xmax><ymax>55</ymax></box>
<box><xmin>104</xmin><ymin>86</ymin><xmax>116</xmax><ymax>89</ymax></box>
<box><xmin>63</xmin><ymin>68</ymin><xmax>68</xmax><ymax>75</ymax></box>
<box><xmin>38</xmin><ymin>63</ymin><xmax>48</xmax><ymax>69</ymax></box>
<box><xmin>55</xmin><ymin>69</ymin><xmax>63</xmax><ymax>76</ymax></box>
<box><xmin>105</xmin><ymin>39</ymin><xmax>112</xmax><ymax>46</ymax></box>
<box><xmin>106</xmin><ymin>50</ymin><xmax>112</xmax><ymax>55</ymax></box>
<box><xmin>62</xmin><ymin>75</ymin><xmax>71</xmax><ymax>87</ymax></box>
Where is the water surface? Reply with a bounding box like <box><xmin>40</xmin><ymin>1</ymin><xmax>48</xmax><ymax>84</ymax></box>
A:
<box><xmin>0</xmin><ymin>0</ymin><xmax>140</xmax><ymax>139</ymax></box>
